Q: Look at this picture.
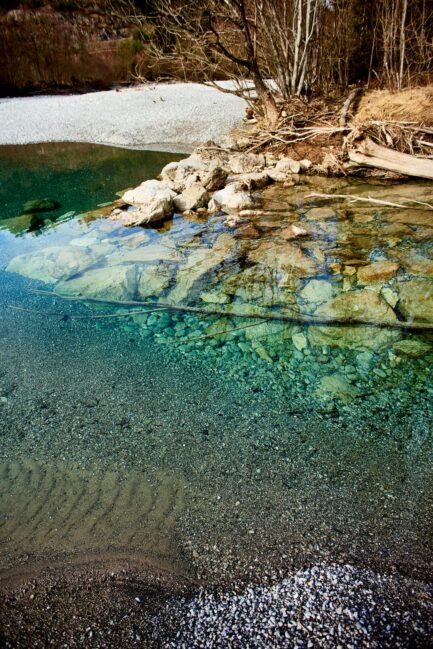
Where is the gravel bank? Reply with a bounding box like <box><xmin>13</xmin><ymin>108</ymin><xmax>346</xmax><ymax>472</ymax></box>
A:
<box><xmin>0</xmin><ymin>83</ymin><xmax>246</xmax><ymax>152</ymax></box>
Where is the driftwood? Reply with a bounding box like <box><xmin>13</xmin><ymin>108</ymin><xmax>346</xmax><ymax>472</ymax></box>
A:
<box><xmin>305</xmin><ymin>192</ymin><xmax>433</xmax><ymax>210</ymax></box>
<box><xmin>349</xmin><ymin>137</ymin><xmax>433</xmax><ymax>180</ymax></box>
<box><xmin>339</xmin><ymin>88</ymin><xmax>361</xmax><ymax>127</ymax></box>
<box><xmin>28</xmin><ymin>289</ymin><xmax>433</xmax><ymax>331</ymax></box>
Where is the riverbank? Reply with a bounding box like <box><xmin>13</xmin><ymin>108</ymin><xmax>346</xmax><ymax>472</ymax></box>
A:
<box><xmin>0</xmin><ymin>83</ymin><xmax>246</xmax><ymax>152</ymax></box>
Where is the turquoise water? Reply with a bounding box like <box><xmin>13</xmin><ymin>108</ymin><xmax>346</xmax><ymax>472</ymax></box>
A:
<box><xmin>0</xmin><ymin>144</ymin><xmax>432</xmax><ymax>585</ymax></box>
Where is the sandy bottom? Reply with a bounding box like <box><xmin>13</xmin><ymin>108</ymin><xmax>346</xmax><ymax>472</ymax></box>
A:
<box><xmin>0</xmin><ymin>83</ymin><xmax>246</xmax><ymax>150</ymax></box>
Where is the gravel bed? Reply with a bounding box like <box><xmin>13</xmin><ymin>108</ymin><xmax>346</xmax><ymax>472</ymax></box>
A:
<box><xmin>0</xmin><ymin>83</ymin><xmax>246</xmax><ymax>151</ymax></box>
<box><xmin>161</xmin><ymin>564</ymin><xmax>433</xmax><ymax>648</ymax></box>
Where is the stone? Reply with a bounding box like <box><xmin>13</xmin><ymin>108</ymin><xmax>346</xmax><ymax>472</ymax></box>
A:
<box><xmin>108</xmin><ymin>243</ymin><xmax>181</xmax><ymax>265</ymax></box>
<box><xmin>299</xmin><ymin>159</ymin><xmax>313</xmax><ymax>170</ymax></box>
<box><xmin>292</xmin><ymin>332</ymin><xmax>308</xmax><ymax>351</ymax></box>
<box><xmin>317</xmin><ymin>373</ymin><xmax>361</xmax><ymax>402</ymax></box>
<box><xmin>233</xmin><ymin>224</ymin><xmax>261</xmax><ymax>240</ymax></box>
<box><xmin>315</xmin><ymin>289</ymin><xmax>397</xmax><ymax>324</ymax></box>
<box><xmin>160</xmin><ymin>154</ymin><xmax>208</xmax><ymax>192</ymax></box>
<box><xmin>200</xmin><ymin>290</ymin><xmax>230</xmax><ymax>304</ymax></box>
<box><xmin>6</xmin><ymin>246</ymin><xmax>98</xmax><ymax>284</ymax></box>
<box><xmin>121</xmin><ymin>180</ymin><xmax>176</xmax><ymax>225</ymax></box>
<box><xmin>393</xmin><ymin>339</ymin><xmax>432</xmax><ymax>357</ymax></box>
<box><xmin>357</xmin><ymin>261</ymin><xmax>400</xmax><ymax>284</ymax></box>
<box><xmin>308</xmin><ymin>324</ymin><xmax>400</xmax><ymax>350</ymax></box>
<box><xmin>268</xmin><ymin>157</ymin><xmax>301</xmax><ymax>181</ymax></box>
<box><xmin>228</xmin><ymin>153</ymin><xmax>266</xmax><ymax>174</ymax></box>
<box><xmin>201</xmin><ymin>162</ymin><xmax>229</xmax><ymax>191</ymax></box>
<box><xmin>305</xmin><ymin>206</ymin><xmax>338</xmax><ymax>221</ymax></box>
<box><xmin>209</xmin><ymin>184</ymin><xmax>260</xmax><ymax>213</ymax></box>
<box><xmin>300</xmin><ymin>279</ymin><xmax>335</xmax><ymax>304</ymax></box>
<box><xmin>55</xmin><ymin>264</ymin><xmax>138</xmax><ymax>301</ymax></box>
<box><xmin>173</xmin><ymin>180</ymin><xmax>209</xmax><ymax>212</ymax></box>
<box><xmin>399</xmin><ymin>251</ymin><xmax>433</xmax><ymax>277</ymax></box>
<box><xmin>398</xmin><ymin>279</ymin><xmax>433</xmax><ymax>322</ymax></box>
<box><xmin>168</xmin><ymin>233</ymin><xmax>236</xmax><ymax>303</ymax></box>
<box><xmin>137</xmin><ymin>265</ymin><xmax>172</xmax><ymax>299</ymax></box>
<box><xmin>381</xmin><ymin>287</ymin><xmax>399</xmax><ymax>308</ymax></box>
<box><xmin>118</xmin><ymin>231</ymin><xmax>151</xmax><ymax>248</ymax></box>
<box><xmin>23</xmin><ymin>198</ymin><xmax>60</xmax><ymax>213</ymax></box>
<box><xmin>248</xmin><ymin>240</ymin><xmax>319</xmax><ymax>276</ymax></box>
<box><xmin>279</xmin><ymin>224</ymin><xmax>310</xmax><ymax>240</ymax></box>
<box><xmin>244</xmin><ymin>320</ymin><xmax>294</xmax><ymax>343</ymax></box>
<box><xmin>227</xmin><ymin>171</ymin><xmax>271</xmax><ymax>190</ymax></box>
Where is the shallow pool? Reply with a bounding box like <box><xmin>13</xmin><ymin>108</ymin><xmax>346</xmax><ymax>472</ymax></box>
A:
<box><xmin>0</xmin><ymin>143</ymin><xmax>432</xmax><ymax>585</ymax></box>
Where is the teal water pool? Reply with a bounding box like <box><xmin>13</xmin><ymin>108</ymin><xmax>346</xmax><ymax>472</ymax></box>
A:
<box><xmin>0</xmin><ymin>143</ymin><xmax>432</xmax><ymax>587</ymax></box>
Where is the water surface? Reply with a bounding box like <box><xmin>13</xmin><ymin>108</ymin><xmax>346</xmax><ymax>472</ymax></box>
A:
<box><xmin>0</xmin><ymin>143</ymin><xmax>432</xmax><ymax>585</ymax></box>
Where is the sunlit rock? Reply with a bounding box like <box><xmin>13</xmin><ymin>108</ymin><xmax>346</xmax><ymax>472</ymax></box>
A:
<box><xmin>268</xmin><ymin>157</ymin><xmax>301</xmax><ymax>181</ymax></box>
<box><xmin>6</xmin><ymin>246</ymin><xmax>98</xmax><ymax>284</ymax></box>
<box><xmin>209</xmin><ymin>183</ymin><xmax>260</xmax><ymax>213</ymax></box>
<box><xmin>381</xmin><ymin>287</ymin><xmax>399</xmax><ymax>308</ymax></box>
<box><xmin>228</xmin><ymin>153</ymin><xmax>266</xmax><ymax>174</ymax></box>
<box><xmin>315</xmin><ymin>289</ymin><xmax>397</xmax><ymax>323</ymax></box>
<box><xmin>108</xmin><ymin>243</ymin><xmax>181</xmax><ymax>265</ymax></box>
<box><xmin>279</xmin><ymin>224</ymin><xmax>310</xmax><ymax>240</ymax></box>
<box><xmin>248</xmin><ymin>240</ymin><xmax>319</xmax><ymax>277</ymax></box>
<box><xmin>137</xmin><ymin>265</ymin><xmax>172</xmax><ymax>299</ymax></box>
<box><xmin>357</xmin><ymin>261</ymin><xmax>400</xmax><ymax>285</ymax></box>
<box><xmin>304</xmin><ymin>206</ymin><xmax>338</xmax><ymax>221</ymax></box>
<box><xmin>55</xmin><ymin>264</ymin><xmax>138</xmax><ymax>301</ymax></box>
<box><xmin>398</xmin><ymin>251</ymin><xmax>433</xmax><ymax>277</ymax></box>
<box><xmin>173</xmin><ymin>180</ymin><xmax>209</xmax><ymax>213</ymax></box>
<box><xmin>201</xmin><ymin>162</ymin><xmax>229</xmax><ymax>191</ymax></box>
<box><xmin>117</xmin><ymin>231</ymin><xmax>151</xmax><ymax>248</ymax></box>
<box><xmin>243</xmin><ymin>320</ymin><xmax>294</xmax><ymax>343</ymax></box>
<box><xmin>168</xmin><ymin>233</ymin><xmax>236</xmax><ymax>303</ymax></box>
<box><xmin>292</xmin><ymin>331</ymin><xmax>308</xmax><ymax>351</ymax></box>
<box><xmin>200</xmin><ymin>290</ymin><xmax>230</xmax><ymax>304</ymax></box>
<box><xmin>300</xmin><ymin>279</ymin><xmax>335</xmax><ymax>304</ymax></box>
<box><xmin>398</xmin><ymin>279</ymin><xmax>433</xmax><ymax>321</ymax></box>
<box><xmin>121</xmin><ymin>180</ymin><xmax>177</xmax><ymax>225</ymax></box>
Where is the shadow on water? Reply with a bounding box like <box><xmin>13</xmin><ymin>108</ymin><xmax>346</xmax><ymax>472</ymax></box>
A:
<box><xmin>0</xmin><ymin>143</ymin><xmax>432</xmax><ymax>587</ymax></box>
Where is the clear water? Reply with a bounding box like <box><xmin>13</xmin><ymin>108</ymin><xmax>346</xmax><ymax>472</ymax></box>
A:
<box><xmin>0</xmin><ymin>143</ymin><xmax>432</xmax><ymax>585</ymax></box>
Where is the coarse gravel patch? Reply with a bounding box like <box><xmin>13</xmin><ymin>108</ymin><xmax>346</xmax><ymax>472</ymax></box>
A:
<box><xmin>0</xmin><ymin>83</ymin><xmax>246</xmax><ymax>151</ymax></box>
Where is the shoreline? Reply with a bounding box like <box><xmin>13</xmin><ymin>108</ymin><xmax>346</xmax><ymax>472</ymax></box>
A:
<box><xmin>0</xmin><ymin>83</ymin><xmax>246</xmax><ymax>152</ymax></box>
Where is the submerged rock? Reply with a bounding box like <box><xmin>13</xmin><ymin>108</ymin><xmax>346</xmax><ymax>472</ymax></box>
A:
<box><xmin>138</xmin><ymin>265</ymin><xmax>172</xmax><ymax>299</ymax></box>
<box><xmin>393</xmin><ymin>339</ymin><xmax>432</xmax><ymax>357</ymax></box>
<box><xmin>357</xmin><ymin>261</ymin><xmax>399</xmax><ymax>285</ymax></box>
<box><xmin>315</xmin><ymin>289</ymin><xmax>397</xmax><ymax>324</ymax></box>
<box><xmin>23</xmin><ymin>198</ymin><xmax>60</xmax><ymax>213</ymax></box>
<box><xmin>248</xmin><ymin>240</ymin><xmax>319</xmax><ymax>277</ymax></box>
<box><xmin>308</xmin><ymin>324</ymin><xmax>401</xmax><ymax>350</ymax></box>
<box><xmin>55</xmin><ymin>264</ymin><xmax>138</xmax><ymax>301</ymax></box>
<box><xmin>317</xmin><ymin>372</ymin><xmax>361</xmax><ymax>402</ymax></box>
<box><xmin>398</xmin><ymin>279</ymin><xmax>433</xmax><ymax>321</ymax></box>
<box><xmin>6</xmin><ymin>246</ymin><xmax>98</xmax><ymax>284</ymax></box>
<box><xmin>300</xmin><ymin>279</ymin><xmax>335</xmax><ymax>305</ymax></box>
<box><xmin>121</xmin><ymin>180</ymin><xmax>176</xmax><ymax>225</ymax></box>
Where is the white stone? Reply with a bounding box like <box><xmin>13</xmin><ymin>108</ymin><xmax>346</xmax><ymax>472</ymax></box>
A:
<box><xmin>300</xmin><ymin>279</ymin><xmax>335</xmax><ymax>304</ymax></box>
<box><xmin>173</xmin><ymin>180</ymin><xmax>209</xmax><ymax>212</ymax></box>
<box><xmin>209</xmin><ymin>183</ymin><xmax>259</xmax><ymax>213</ymax></box>
<box><xmin>292</xmin><ymin>332</ymin><xmax>308</xmax><ymax>351</ymax></box>
<box><xmin>121</xmin><ymin>179</ymin><xmax>176</xmax><ymax>225</ymax></box>
<box><xmin>268</xmin><ymin>157</ymin><xmax>301</xmax><ymax>181</ymax></box>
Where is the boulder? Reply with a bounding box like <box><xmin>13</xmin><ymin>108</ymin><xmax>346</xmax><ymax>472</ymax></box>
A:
<box><xmin>357</xmin><ymin>261</ymin><xmax>400</xmax><ymax>285</ymax></box>
<box><xmin>121</xmin><ymin>180</ymin><xmax>177</xmax><ymax>225</ymax></box>
<box><xmin>108</xmin><ymin>243</ymin><xmax>181</xmax><ymax>265</ymax></box>
<box><xmin>317</xmin><ymin>373</ymin><xmax>361</xmax><ymax>402</ymax></box>
<box><xmin>393</xmin><ymin>339</ymin><xmax>432</xmax><ymax>357</ymax></box>
<box><xmin>308</xmin><ymin>324</ymin><xmax>400</xmax><ymax>350</ymax></box>
<box><xmin>398</xmin><ymin>251</ymin><xmax>433</xmax><ymax>277</ymax></box>
<box><xmin>248</xmin><ymin>240</ymin><xmax>319</xmax><ymax>277</ymax></box>
<box><xmin>300</xmin><ymin>279</ymin><xmax>335</xmax><ymax>304</ymax></box>
<box><xmin>268</xmin><ymin>157</ymin><xmax>301</xmax><ymax>181</ymax></box>
<box><xmin>23</xmin><ymin>198</ymin><xmax>60</xmax><ymax>213</ymax></box>
<box><xmin>228</xmin><ymin>153</ymin><xmax>266</xmax><ymax>174</ymax></box>
<box><xmin>315</xmin><ymin>289</ymin><xmax>397</xmax><ymax>324</ymax></box>
<box><xmin>138</xmin><ymin>265</ymin><xmax>172</xmax><ymax>299</ymax></box>
<box><xmin>201</xmin><ymin>162</ymin><xmax>229</xmax><ymax>191</ymax></box>
<box><xmin>173</xmin><ymin>180</ymin><xmax>209</xmax><ymax>213</ymax></box>
<box><xmin>6</xmin><ymin>245</ymin><xmax>98</xmax><ymax>284</ymax></box>
<box><xmin>227</xmin><ymin>171</ymin><xmax>271</xmax><ymax>190</ymax></box>
<box><xmin>304</xmin><ymin>206</ymin><xmax>338</xmax><ymax>221</ymax></box>
<box><xmin>398</xmin><ymin>279</ymin><xmax>433</xmax><ymax>322</ymax></box>
<box><xmin>55</xmin><ymin>264</ymin><xmax>138</xmax><ymax>301</ymax></box>
<box><xmin>209</xmin><ymin>183</ymin><xmax>260</xmax><ymax>213</ymax></box>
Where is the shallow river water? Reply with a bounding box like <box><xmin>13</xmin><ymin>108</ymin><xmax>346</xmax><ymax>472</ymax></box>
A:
<box><xmin>0</xmin><ymin>143</ymin><xmax>432</xmax><ymax>589</ymax></box>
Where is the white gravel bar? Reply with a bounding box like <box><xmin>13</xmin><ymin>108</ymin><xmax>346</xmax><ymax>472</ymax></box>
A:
<box><xmin>0</xmin><ymin>83</ymin><xmax>246</xmax><ymax>152</ymax></box>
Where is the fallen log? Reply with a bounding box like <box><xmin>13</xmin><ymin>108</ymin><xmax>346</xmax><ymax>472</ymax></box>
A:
<box><xmin>348</xmin><ymin>137</ymin><xmax>433</xmax><ymax>180</ymax></box>
<box><xmin>28</xmin><ymin>289</ymin><xmax>433</xmax><ymax>331</ymax></box>
<box><xmin>305</xmin><ymin>192</ymin><xmax>433</xmax><ymax>210</ymax></box>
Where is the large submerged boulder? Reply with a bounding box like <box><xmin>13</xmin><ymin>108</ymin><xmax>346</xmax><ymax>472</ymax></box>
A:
<box><xmin>6</xmin><ymin>246</ymin><xmax>98</xmax><ymax>284</ymax></box>
<box><xmin>55</xmin><ymin>265</ymin><xmax>138</xmax><ymax>301</ymax></box>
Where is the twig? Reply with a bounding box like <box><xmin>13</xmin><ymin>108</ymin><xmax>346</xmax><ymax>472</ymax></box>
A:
<box><xmin>305</xmin><ymin>192</ymin><xmax>433</xmax><ymax>210</ymax></box>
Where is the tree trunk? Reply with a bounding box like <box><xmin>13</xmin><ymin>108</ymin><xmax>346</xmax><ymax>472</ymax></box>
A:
<box><xmin>252</xmin><ymin>71</ymin><xmax>280</xmax><ymax>125</ymax></box>
<box><xmin>348</xmin><ymin>137</ymin><xmax>433</xmax><ymax>180</ymax></box>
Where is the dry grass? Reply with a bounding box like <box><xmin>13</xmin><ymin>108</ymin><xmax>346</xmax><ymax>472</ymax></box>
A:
<box><xmin>355</xmin><ymin>86</ymin><xmax>433</xmax><ymax>126</ymax></box>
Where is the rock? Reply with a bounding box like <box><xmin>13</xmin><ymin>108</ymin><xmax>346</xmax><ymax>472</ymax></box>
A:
<box><xmin>209</xmin><ymin>183</ymin><xmax>260</xmax><ymax>213</ymax></box>
<box><xmin>137</xmin><ymin>265</ymin><xmax>172</xmax><ymax>299</ymax></box>
<box><xmin>399</xmin><ymin>251</ymin><xmax>433</xmax><ymax>277</ymax></box>
<box><xmin>23</xmin><ymin>198</ymin><xmax>60</xmax><ymax>213</ymax></box>
<box><xmin>299</xmin><ymin>159</ymin><xmax>313</xmax><ymax>171</ymax></box>
<box><xmin>398</xmin><ymin>279</ymin><xmax>433</xmax><ymax>322</ymax></box>
<box><xmin>300</xmin><ymin>279</ymin><xmax>335</xmax><ymax>304</ymax></box>
<box><xmin>357</xmin><ymin>261</ymin><xmax>400</xmax><ymax>284</ymax></box>
<box><xmin>268</xmin><ymin>157</ymin><xmax>301</xmax><ymax>182</ymax></box>
<box><xmin>317</xmin><ymin>373</ymin><xmax>361</xmax><ymax>402</ymax></box>
<box><xmin>118</xmin><ymin>231</ymin><xmax>151</xmax><ymax>249</ymax></box>
<box><xmin>304</xmin><ymin>206</ymin><xmax>338</xmax><ymax>221</ymax></box>
<box><xmin>381</xmin><ymin>287</ymin><xmax>399</xmax><ymax>308</ymax></box>
<box><xmin>227</xmin><ymin>171</ymin><xmax>271</xmax><ymax>190</ymax></box>
<box><xmin>315</xmin><ymin>289</ymin><xmax>397</xmax><ymax>324</ymax></box>
<box><xmin>121</xmin><ymin>180</ymin><xmax>176</xmax><ymax>225</ymax></box>
<box><xmin>6</xmin><ymin>246</ymin><xmax>98</xmax><ymax>284</ymax></box>
<box><xmin>244</xmin><ymin>320</ymin><xmax>294</xmax><ymax>343</ymax></box>
<box><xmin>55</xmin><ymin>265</ymin><xmax>138</xmax><ymax>301</ymax></box>
<box><xmin>248</xmin><ymin>240</ymin><xmax>319</xmax><ymax>276</ymax></box>
<box><xmin>239</xmin><ymin>209</ymin><xmax>264</xmax><ymax>218</ymax></box>
<box><xmin>173</xmin><ymin>180</ymin><xmax>209</xmax><ymax>213</ymax></box>
<box><xmin>233</xmin><ymin>223</ymin><xmax>261</xmax><ymax>240</ymax></box>
<box><xmin>108</xmin><ymin>243</ymin><xmax>181</xmax><ymax>265</ymax></box>
<box><xmin>393</xmin><ymin>339</ymin><xmax>432</xmax><ymax>357</ymax></box>
<box><xmin>160</xmin><ymin>155</ymin><xmax>208</xmax><ymax>192</ymax></box>
<box><xmin>200</xmin><ymin>290</ymin><xmax>230</xmax><ymax>304</ymax></box>
<box><xmin>168</xmin><ymin>233</ymin><xmax>236</xmax><ymax>303</ymax></box>
<box><xmin>292</xmin><ymin>332</ymin><xmax>308</xmax><ymax>351</ymax></box>
<box><xmin>201</xmin><ymin>162</ymin><xmax>229</xmax><ymax>191</ymax></box>
<box><xmin>308</xmin><ymin>324</ymin><xmax>400</xmax><ymax>350</ymax></box>
<box><xmin>279</xmin><ymin>224</ymin><xmax>310</xmax><ymax>240</ymax></box>
<box><xmin>228</xmin><ymin>153</ymin><xmax>266</xmax><ymax>174</ymax></box>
